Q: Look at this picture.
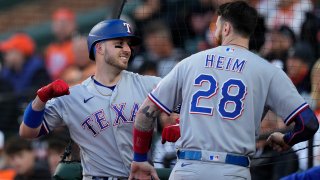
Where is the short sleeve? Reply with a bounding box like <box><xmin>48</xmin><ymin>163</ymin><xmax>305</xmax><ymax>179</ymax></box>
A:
<box><xmin>42</xmin><ymin>98</ymin><xmax>66</xmax><ymax>131</ymax></box>
<box><xmin>266</xmin><ymin>69</ymin><xmax>308</xmax><ymax>125</ymax></box>
<box><xmin>148</xmin><ymin>62</ymin><xmax>183</xmax><ymax>114</ymax></box>
<box><xmin>140</xmin><ymin>75</ymin><xmax>162</xmax><ymax>92</ymax></box>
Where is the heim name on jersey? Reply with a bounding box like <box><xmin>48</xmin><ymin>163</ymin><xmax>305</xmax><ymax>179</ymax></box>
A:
<box><xmin>205</xmin><ymin>53</ymin><xmax>246</xmax><ymax>73</ymax></box>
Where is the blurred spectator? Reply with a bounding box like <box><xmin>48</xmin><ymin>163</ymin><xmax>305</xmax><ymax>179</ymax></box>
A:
<box><xmin>249</xmin><ymin>0</ymin><xmax>277</xmax><ymax>18</ymax></box>
<box><xmin>0</xmin><ymin>33</ymin><xmax>50</xmax><ymax>125</ymax></box>
<box><xmin>0</xmin><ymin>130</ymin><xmax>16</xmax><ymax>180</ymax></box>
<box><xmin>132</xmin><ymin>0</ymin><xmax>160</xmax><ymax>22</ymax></box>
<box><xmin>184</xmin><ymin>4</ymin><xmax>214</xmax><ymax>54</ymax></box>
<box><xmin>4</xmin><ymin>136</ymin><xmax>51</xmax><ymax>180</ymax></box>
<box><xmin>266</xmin><ymin>0</ymin><xmax>313</xmax><ymax>35</ymax></box>
<box><xmin>0</xmin><ymin>77</ymin><xmax>19</xmax><ymax>137</ymax></box>
<box><xmin>44</xmin><ymin>127</ymin><xmax>80</xmax><ymax>175</ymax></box>
<box><xmin>123</xmin><ymin>0</ymin><xmax>161</xmax><ymax>30</ymax></box>
<box><xmin>261</xmin><ymin>25</ymin><xmax>296</xmax><ymax>70</ymax></box>
<box><xmin>286</xmin><ymin>41</ymin><xmax>315</xmax><ymax>95</ymax></box>
<box><xmin>251</xmin><ymin>111</ymin><xmax>299</xmax><ymax>180</ymax></box>
<box><xmin>160</xmin><ymin>0</ymin><xmax>188</xmax><ymax>48</ymax></box>
<box><xmin>138</xmin><ymin>61</ymin><xmax>158</xmax><ymax>76</ymax></box>
<box><xmin>132</xmin><ymin>20</ymin><xmax>185</xmax><ymax>77</ymax></box>
<box><xmin>59</xmin><ymin>35</ymin><xmax>96</xmax><ymax>86</ymax></box>
<box><xmin>206</xmin><ymin>14</ymin><xmax>218</xmax><ymax>48</ymax></box>
<box><xmin>300</xmin><ymin>12</ymin><xmax>320</xmax><ymax>58</ymax></box>
<box><xmin>0</xmin><ymin>33</ymin><xmax>50</xmax><ymax>98</ymax></box>
<box><xmin>59</xmin><ymin>66</ymin><xmax>82</xmax><ymax>87</ymax></box>
<box><xmin>46</xmin><ymin>134</ymin><xmax>68</xmax><ymax>175</ymax></box>
<box><xmin>45</xmin><ymin>8</ymin><xmax>77</xmax><ymax>80</ymax></box>
<box><xmin>72</xmin><ymin>35</ymin><xmax>95</xmax><ymax>81</ymax></box>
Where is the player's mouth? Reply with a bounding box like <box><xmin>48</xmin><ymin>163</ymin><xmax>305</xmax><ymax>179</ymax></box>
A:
<box><xmin>119</xmin><ymin>55</ymin><xmax>130</xmax><ymax>61</ymax></box>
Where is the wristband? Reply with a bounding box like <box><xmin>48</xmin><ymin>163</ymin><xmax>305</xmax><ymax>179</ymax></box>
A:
<box><xmin>133</xmin><ymin>128</ymin><xmax>153</xmax><ymax>154</ymax></box>
<box><xmin>133</xmin><ymin>152</ymin><xmax>148</xmax><ymax>162</ymax></box>
<box><xmin>23</xmin><ymin>102</ymin><xmax>45</xmax><ymax>128</ymax></box>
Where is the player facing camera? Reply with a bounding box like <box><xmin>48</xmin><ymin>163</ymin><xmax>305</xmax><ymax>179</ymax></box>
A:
<box><xmin>19</xmin><ymin>18</ymin><xmax>165</xmax><ymax>180</ymax></box>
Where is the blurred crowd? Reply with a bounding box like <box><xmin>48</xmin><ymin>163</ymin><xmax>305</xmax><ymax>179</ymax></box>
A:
<box><xmin>0</xmin><ymin>0</ymin><xmax>319</xmax><ymax>179</ymax></box>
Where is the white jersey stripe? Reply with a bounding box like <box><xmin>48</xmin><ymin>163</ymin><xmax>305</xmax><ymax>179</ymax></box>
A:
<box><xmin>148</xmin><ymin>93</ymin><xmax>172</xmax><ymax>115</ymax></box>
<box><xmin>42</xmin><ymin>120</ymin><xmax>50</xmax><ymax>133</ymax></box>
<box><xmin>284</xmin><ymin>103</ymin><xmax>309</xmax><ymax>125</ymax></box>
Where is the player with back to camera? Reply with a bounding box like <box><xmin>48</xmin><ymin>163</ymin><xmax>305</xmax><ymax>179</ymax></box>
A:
<box><xmin>129</xmin><ymin>1</ymin><xmax>319</xmax><ymax>180</ymax></box>
<box><xmin>19</xmin><ymin>19</ymin><xmax>162</xmax><ymax>179</ymax></box>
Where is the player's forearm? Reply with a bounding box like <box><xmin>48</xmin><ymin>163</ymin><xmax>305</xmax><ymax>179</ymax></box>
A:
<box><xmin>133</xmin><ymin>98</ymin><xmax>160</xmax><ymax>162</ymax></box>
<box><xmin>32</xmin><ymin>96</ymin><xmax>46</xmax><ymax>110</ymax></box>
<box><xmin>19</xmin><ymin>123</ymin><xmax>42</xmax><ymax>139</ymax></box>
<box><xmin>134</xmin><ymin>98</ymin><xmax>160</xmax><ymax>131</ymax></box>
<box><xmin>283</xmin><ymin>107</ymin><xmax>319</xmax><ymax>146</ymax></box>
<box><xmin>19</xmin><ymin>97</ymin><xmax>46</xmax><ymax>139</ymax></box>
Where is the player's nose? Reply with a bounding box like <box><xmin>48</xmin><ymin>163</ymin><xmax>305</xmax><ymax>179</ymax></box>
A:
<box><xmin>122</xmin><ymin>41</ymin><xmax>131</xmax><ymax>52</ymax></box>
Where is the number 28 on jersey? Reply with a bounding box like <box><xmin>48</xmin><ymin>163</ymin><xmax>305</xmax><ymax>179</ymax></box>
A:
<box><xmin>190</xmin><ymin>74</ymin><xmax>247</xmax><ymax>120</ymax></box>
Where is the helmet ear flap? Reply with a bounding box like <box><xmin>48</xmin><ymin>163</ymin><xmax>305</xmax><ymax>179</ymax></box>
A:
<box><xmin>93</xmin><ymin>47</ymin><xmax>96</xmax><ymax>60</ymax></box>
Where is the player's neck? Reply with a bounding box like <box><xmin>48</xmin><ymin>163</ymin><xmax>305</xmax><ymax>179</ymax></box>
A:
<box><xmin>222</xmin><ymin>35</ymin><xmax>249</xmax><ymax>49</ymax></box>
<box><xmin>94</xmin><ymin>65</ymin><xmax>122</xmax><ymax>86</ymax></box>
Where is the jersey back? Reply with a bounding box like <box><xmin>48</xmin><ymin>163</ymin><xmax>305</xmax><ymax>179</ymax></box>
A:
<box><xmin>149</xmin><ymin>45</ymin><xmax>307</xmax><ymax>156</ymax></box>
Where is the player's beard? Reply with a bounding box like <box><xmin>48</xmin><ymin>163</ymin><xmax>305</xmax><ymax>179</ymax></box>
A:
<box><xmin>216</xmin><ymin>31</ymin><xmax>223</xmax><ymax>46</ymax></box>
<box><xmin>105</xmin><ymin>54</ymin><xmax>129</xmax><ymax>71</ymax></box>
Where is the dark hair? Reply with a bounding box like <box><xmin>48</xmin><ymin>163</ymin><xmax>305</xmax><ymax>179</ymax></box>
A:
<box><xmin>143</xmin><ymin>20</ymin><xmax>172</xmax><ymax>40</ymax></box>
<box><xmin>278</xmin><ymin>25</ymin><xmax>296</xmax><ymax>44</ymax></box>
<box><xmin>4</xmin><ymin>136</ymin><xmax>32</xmax><ymax>156</ymax></box>
<box><xmin>217</xmin><ymin>1</ymin><xmax>258</xmax><ymax>37</ymax></box>
<box><xmin>288</xmin><ymin>41</ymin><xmax>315</xmax><ymax>67</ymax></box>
<box><xmin>138</xmin><ymin>60</ymin><xmax>158</xmax><ymax>75</ymax></box>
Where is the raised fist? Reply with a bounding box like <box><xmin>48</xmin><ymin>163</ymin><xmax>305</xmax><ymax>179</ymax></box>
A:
<box><xmin>37</xmin><ymin>79</ymin><xmax>70</xmax><ymax>102</ymax></box>
<box><xmin>161</xmin><ymin>123</ymin><xmax>180</xmax><ymax>144</ymax></box>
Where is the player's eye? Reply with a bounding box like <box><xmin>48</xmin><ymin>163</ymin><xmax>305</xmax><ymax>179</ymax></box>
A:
<box><xmin>115</xmin><ymin>45</ymin><xmax>123</xmax><ymax>48</ymax></box>
<box><xmin>114</xmin><ymin>42</ymin><xmax>123</xmax><ymax>48</ymax></box>
<box><xmin>114</xmin><ymin>41</ymin><xmax>123</xmax><ymax>48</ymax></box>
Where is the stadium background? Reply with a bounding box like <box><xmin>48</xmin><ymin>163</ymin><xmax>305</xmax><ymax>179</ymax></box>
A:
<box><xmin>0</xmin><ymin>0</ymin><xmax>319</xmax><ymax>179</ymax></box>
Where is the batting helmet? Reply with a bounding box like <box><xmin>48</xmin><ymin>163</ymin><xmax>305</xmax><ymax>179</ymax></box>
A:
<box><xmin>87</xmin><ymin>19</ymin><xmax>141</xmax><ymax>60</ymax></box>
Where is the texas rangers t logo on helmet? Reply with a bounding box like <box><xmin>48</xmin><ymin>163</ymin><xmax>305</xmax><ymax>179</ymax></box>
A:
<box><xmin>123</xmin><ymin>23</ymin><xmax>132</xmax><ymax>34</ymax></box>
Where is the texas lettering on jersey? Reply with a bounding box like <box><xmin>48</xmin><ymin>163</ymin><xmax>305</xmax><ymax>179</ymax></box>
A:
<box><xmin>81</xmin><ymin>103</ymin><xmax>139</xmax><ymax>136</ymax></box>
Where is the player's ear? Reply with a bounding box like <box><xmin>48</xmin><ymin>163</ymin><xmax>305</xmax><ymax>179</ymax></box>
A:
<box><xmin>95</xmin><ymin>42</ymin><xmax>105</xmax><ymax>57</ymax></box>
<box><xmin>223</xmin><ymin>22</ymin><xmax>231</xmax><ymax>36</ymax></box>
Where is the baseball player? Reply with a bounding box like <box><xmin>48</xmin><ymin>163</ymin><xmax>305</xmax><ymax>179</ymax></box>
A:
<box><xmin>129</xmin><ymin>1</ymin><xmax>319</xmax><ymax>180</ymax></box>
<box><xmin>19</xmin><ymin>19</ymin><xmax>161</xmax><ymax>179</ymax></box>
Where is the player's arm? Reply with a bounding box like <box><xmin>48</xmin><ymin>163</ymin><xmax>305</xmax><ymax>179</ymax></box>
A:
<box><xmin>20</xmin><ymin>96</ymin><xmax>47</xmax><ymax>138</ymax></box>
<box><xmin>129</xmin><ymin>98</ymin><xmax>160</xmax><ymax>180</ymax></box>
<box><xmin>19</xmin><ymin>80</ymin><xmax>69</xmax><ymax>139</ymax></box>
<box><xmin>267</xmin><ymin>107</ymin><xmax>319</xmax><ymax>152</ymax></box>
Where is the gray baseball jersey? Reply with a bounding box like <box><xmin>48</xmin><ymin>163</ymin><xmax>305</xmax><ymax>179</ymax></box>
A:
<box><xmin>149</xmin><ymin>45</ymin><xmax>307</xmax><ymax>157</ymax></box>
<box><xmin>41</xmin><ymin>70</ymin><xmax>160</xmax><ymax>177</ymax></box>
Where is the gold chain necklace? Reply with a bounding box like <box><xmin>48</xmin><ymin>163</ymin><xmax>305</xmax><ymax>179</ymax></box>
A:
<box><xmin>92</xmin><ymin>80</ymin><xmax>113</xmax><ymax>96</ymax></box>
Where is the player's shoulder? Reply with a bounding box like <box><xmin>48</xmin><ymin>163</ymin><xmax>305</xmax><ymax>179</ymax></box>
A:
<box><xmin>67</xmin><ymin>77</ymin><xmax>92</xmax><ymax>94</ymax></box>
<box><xmin>176</xmin><ymin>47</ymin><xmax>217</xmax><ymax>66</ymax></box>
<box><xmin>121</xmin><ymin>70</ymin><xmax>161</xmax><ymax>83</ymax></box>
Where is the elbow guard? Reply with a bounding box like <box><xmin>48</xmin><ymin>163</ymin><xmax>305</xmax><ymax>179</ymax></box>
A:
<box><xmin>283</xmin><ymin>107</ymin><xmax>319</xmax><ymax>146</ymax></box>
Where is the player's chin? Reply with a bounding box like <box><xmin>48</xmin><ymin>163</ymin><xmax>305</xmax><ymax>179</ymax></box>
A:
<box><xmin>118</xmin><ymin>62</ymin><xmax>128</xmax><ymax>70</ymax></box>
